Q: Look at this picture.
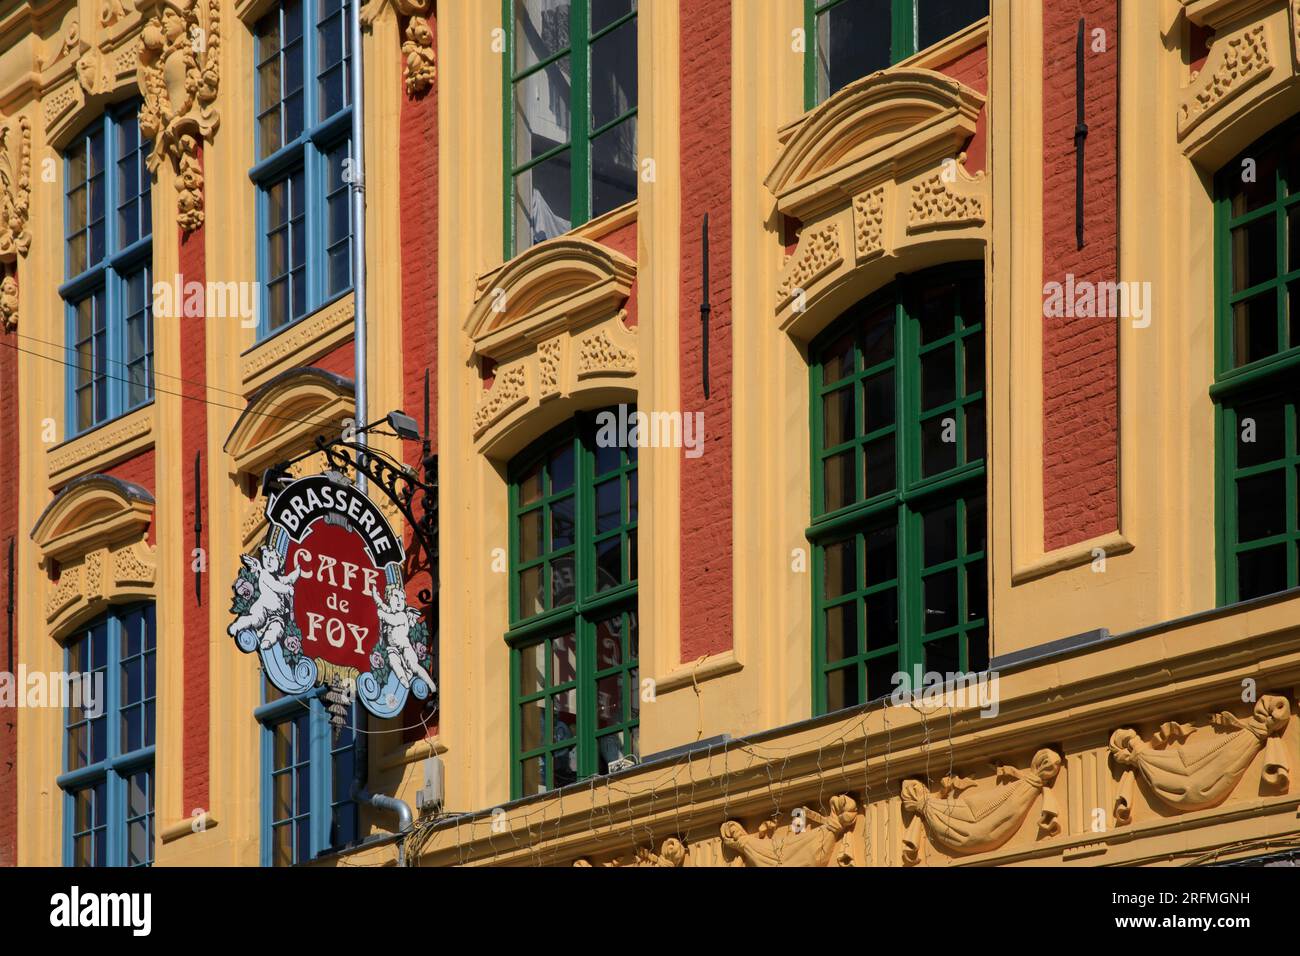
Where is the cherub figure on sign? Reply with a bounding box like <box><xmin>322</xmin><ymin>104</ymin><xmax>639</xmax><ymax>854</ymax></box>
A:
<box><xmin>369</xmin><ymin>585</ymin><xmax>437</xmax><ymax>694</ymax></box>
<box><xmin>228</xmin><ymin>546</ymin><xmax>301</xmax><ymax>650</ymax></box>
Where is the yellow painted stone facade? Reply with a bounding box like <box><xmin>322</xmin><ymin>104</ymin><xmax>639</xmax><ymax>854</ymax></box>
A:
<box><xmin>2</xmin><ymin>0</ymin><xmax>1300</xmax><ymax>868</ymax></box>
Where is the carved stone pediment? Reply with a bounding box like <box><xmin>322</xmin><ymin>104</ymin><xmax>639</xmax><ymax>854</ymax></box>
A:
<box><xmin>766</xmin><ymin>67</ymin><xmax>988</xmax><ymax>341</ymax></box>
<box><xmin>466</xmin><ymin>237</ymin><xmax>638</xmax><ymax>455</ymax></box>
<box><xmin>766</xmin><ymin>68</ymin><xmax>984</xmax><ymax>222</ymax></box>
<box><xmin>0</xmin><ymin>113</ymin><xmax>31</xmax><ymax>331</ymax></box>
<box><xmin>223</xmin><ymin>367</ymin><xmax>355</xmax><ymax>477</ymax></box>
<box><xmin>32</xmin><ymin>473</ymin><xmax>158</xmax><ymax>635</ymax></box>
<box><xmin>1175</xmin><ymin>0</ymin><xmax>1300</xmax><ymax>167</ymax></box>
<box><xmin>721</xmin><ymin>795</ymin><xmax>859</xmax><ymax>867</ymax></box>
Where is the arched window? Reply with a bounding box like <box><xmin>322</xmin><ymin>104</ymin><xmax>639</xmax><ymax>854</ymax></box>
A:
<box><xmin>808</xmin><ymin>266</ymin><xmax>987</xmax><ymax>714</ymax></box>
<box><xmin>58</xmin><ymin>604</ymin><xmax>156</xmax><ymax>867</ymax></box>
<box><xmin>1214</xmin><ymin>119</ymin><xmax>1300</xmax><ymax>603</ymax></box>
<box><xmin>508</xmin><ymin>411</ymin><xmax>638</xmax><ymax>796</ymax></box>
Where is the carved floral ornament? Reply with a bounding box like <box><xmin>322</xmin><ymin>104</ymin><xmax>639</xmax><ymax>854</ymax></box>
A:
<box><xmin>357</xmin><ymin>0</ymin><xmax>435</xmax><ymax>98</ymax></box>
<box><xmin>136</xmin><ymin>0</ymin><xmax>221</xmax><ymax>232</ymax></box>
<box><xmin>765</xmin><ymin>68</ymin><xmax>988</xmax><ymax>336</ymax></box>
<box><xmin>465</xmin><ymin>236</ymin><xmax>638</xmax><ymax>452</ymax></box>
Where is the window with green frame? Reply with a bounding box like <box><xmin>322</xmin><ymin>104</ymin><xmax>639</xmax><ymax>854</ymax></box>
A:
<box><xmin>504</xmin><ymin>0</ymin><xmax>638</xmax><ymax>257</ymax></box>
<box><xmin>508</xmin><ymin>411</ymin><xmax>638</xmax><ymax>796</ymax></box>
<box><xmin>1213</xmin><ymin>120</ymin><xmax>1300</xmax><ymax>604</ymax></box>
<box><xmin>808</xmin><ymin>267</ymin><xmax>987</xmax><ymax>715</ymax></box>
<box><xmin>805</xmin><ymin>0</ymin><xmax>988</xmax><ymax>108</ymax></box>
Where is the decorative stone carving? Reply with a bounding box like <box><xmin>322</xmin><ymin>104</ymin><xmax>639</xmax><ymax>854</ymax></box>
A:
<box><xmin>537</xmin><ymin>337</ymin><xmax>563</xmax><ymax>399</ymax></box>
<box><xmin>900</xmin><ymin>749</ymin><xmax>1062</xmax><ymax>864</ymax></box>
<box><xmin>474</xmin><ymin>364</ymin><xmax>528</xmax><ymax>438</ymax></box>
<box><xmin>720</xmin><ymin>795</ymin><xmax>858</xmax><ymax>867</ymax></box>
<box><xmin>776</xmin><ymin>222</ymin><xmax>842</xmax><ymax>304</ymax></box>
<box><xmin>574</xmin><ymin>837</ymin><xmax>686</xmax><ymax>868</ymax></box>
<box><xmin>1178</xmin><ymin>23</ymin><xmax>1273</xmax><ymax>139</ymax></box>
<box><xmin>46</xmin><ymin>567</ymin><xmax>84</xmax><ymax>623</ymax></box>
<box><xmin>83</xmin><ymin>548</ymin><xmax>106</xmax><ymax>599</ymax></box>
<box><xmin>1109</xmin><ymin>696</ymin><xmax>1291</xmax><ymax>824</ymax></box>
<box><xmin>102</xmin><ymin>0</ymin><xmax>131</xmax><ymax>28</ymax></box>
<box><xmin>393</xmin><ymin>1</ymin><xmax>436</xmax><ymax>97</ymax></box>
<box><xmin>853</xmin><ymin>184</ymin><xmax>886</xmax><ymax>262</ymax></box>
<box><xmin>907</xmin><ymin>154</ymin><xmax>986</xmax><ymax>233</ymax></box>
<box><xmin>113</xmin><ymin>542</ymin><xmax>157</xmax><ymax>587</ymax></box>
<box><xmin>0</xmin><ymin>113</ymin><xmax>30</xmax><ymax>332</ymax></box>
<box><xmin>137</xmin><ymin>0</ymin><xmax>221</xmax><ymax>232</ymax></box>
<box><xmin>0</xmin><ymin>273</ymin><xmax>17</xmax><ymax>332</ymax></box>
<box><xmin>575</xmin><ymin>321</ymin><xmax>636</xmax><ymax>378</ymax></box>
<box><xmin>48</xmin><ymin>405</ymin><xmax>152</xmax><ymax>479</ymax></box>
<box><xmin>77</xmin><ymin>48</ymin><xmax>104</xmax><ymax>95</ymax></box>
<box><xmin>242</xmin><ymin>295</ymin><xmax>355</xmax><ymax>386</ymax></box>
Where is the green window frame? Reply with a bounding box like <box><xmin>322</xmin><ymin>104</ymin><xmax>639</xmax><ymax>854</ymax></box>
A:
<box><xmin>507</xmin><ymin>411</ymin><xmax>639</xmax><ymax>797</ymax></box>
<box><xmin>503</xmin><ymin>0</ymin><xmax>639</xmax><ymax>258</ymax></box>
<box><xmin>1212</xmin><ymin>120</ymin><xmax>1300</xmax><ymax>604</ymax></box>
<box><xmin>804</xmin><ymin>0</ymin><xmax>989</xmax><ymax>109</ymax></box>
<box><xmin>808</xmin><ymin>266</ymin><xmax>988</xmax><ymax>715</ymax></box>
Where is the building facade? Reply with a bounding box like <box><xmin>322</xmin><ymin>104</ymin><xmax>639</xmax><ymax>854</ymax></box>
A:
<box><xmin>1</xmin><ymin>0</ymin><xmax>1300</xmax><ymax>868</ymax></box>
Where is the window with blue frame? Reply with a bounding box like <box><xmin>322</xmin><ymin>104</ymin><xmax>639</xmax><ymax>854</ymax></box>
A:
<box><xmin>62</xmin><ymin>103</ymin><xmax>153</xmax><ymax>436</ymax></box>
<box><xmin>252</xmin><ymin>0</ymin><xmax>354</xmax><ymax>338</ymax></box>
<box><xmin>257</xmin><ymin>678</ymin><xmax>361</xmax><ymax>866</ymax></box>
<box><xmin>58</xmin><ymin>604</ymin><xmax>156</xmax><ymax>867</ymax></box>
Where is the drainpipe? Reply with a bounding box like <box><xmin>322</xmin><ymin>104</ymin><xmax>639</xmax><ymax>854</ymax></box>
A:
<box><xmin>352</xmin><ymin>725</ymin><xmax>414</xmax><ymax>865</ymax></box>
<box><xmin>350</xmin><ymin>0</ymin><xmax>368</xmax><ymax>491</ymax></box>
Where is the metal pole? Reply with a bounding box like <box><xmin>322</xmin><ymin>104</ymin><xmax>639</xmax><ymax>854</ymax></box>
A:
<box><xmin>350</xmin><ymin>0</ymin><xmax>368</xmax><ymax>492</ymax></box>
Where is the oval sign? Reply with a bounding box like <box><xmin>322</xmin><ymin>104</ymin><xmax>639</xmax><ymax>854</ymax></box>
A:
<box><xmin>227</xmin><ymin>473</ymin><xmax>434</xmax><ymax>718</ymax></box>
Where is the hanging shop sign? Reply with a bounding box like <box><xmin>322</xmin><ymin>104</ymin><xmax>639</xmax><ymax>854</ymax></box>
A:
<box><xmin>227</xmin><ymin>472</ymin><xmax>435</xmax><ymax>718</ymax></box>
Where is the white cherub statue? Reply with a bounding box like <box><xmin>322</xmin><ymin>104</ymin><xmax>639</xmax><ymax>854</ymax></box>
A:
<box><xmin>369</xmin><ymin>584</ymin><xmax>437</xmax><ymax>694</ymax></box>
<box><xmin>229</xmin><ymin>546</ymin><xmax>302</xmax><ymax>650</ymax></box>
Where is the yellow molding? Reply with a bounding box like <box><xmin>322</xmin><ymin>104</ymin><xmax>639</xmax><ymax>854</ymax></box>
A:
<box><xmin>159</xmin><ymin>811</ymin><xmax>219</xmax><ymax>844</ymax></box>
<box><xmin>652</xmin><ymin>650</ymin><xmax>744</xmax><ymax>694</ymax></box>
<box><xmin>224</xmin><ymin>369</ymin><xmax>355</xmax><ymax>475</ymax></box>
<box><xmin>46</xmin><ymin>404</ymin><xmax>154</xmax><ymax>485</ymax></box>
<box><xmin>379</xmin><ymin>735</ymin><xmax>448</xmax><ymax>772</ymax></box>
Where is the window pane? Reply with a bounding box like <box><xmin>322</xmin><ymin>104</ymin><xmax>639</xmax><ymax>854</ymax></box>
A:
<box><xmin>1233</xmin><ymin>290</ymin><xmax>1278</xmax><ymax>367</ymax></box>
<box><xmin>824</xmin><ymin>603</ymin><xmax>858</xmax><ymax>663</ymax></box>
<box><xmin>1237</xmin><ymin>470</ymin><xmax>1286</xmax><ymax>542</ymax></box>
<box><xmin>826</xmin><ymin>666</ymin><xmax>858</xmax><ymax>711</ymax></box>
<box><xmin>590</xmin><ymin>18</ymin><xmax>636</xmax><ymax>129</ymax></box>
<box><xmin>514</xmin><ymin>150</ymin><xmax>572</xmax><ymax>252</ymax></box>
<box><xmin>1232</xmin><ymin>216</ymin><xmax>1277</xmax><ymax>293</ymax></box>
<box><xmin>514</xmin><ymin>61</ymin><xmax>572</xmax><ymax>164</ymax></box>
<box><xmin>822</xmin><ymin>539</ymin><xmax>856</xmax><ymax>599</ymax></box>
<box><xmin>325</xmin><ymin>140</ymin><xmax>353</xmax><ymax>296</ymax></box>
<box><xmin>591</xmin><ymin>0</ymin><xmax>635</xmax><ymax>33</ymax></box>
<box><xmin>1238</xmin><ymin>544</ymin><xmax>1288</xmax><ymax>600</ymax></box>
<box><xmin>515</xmin><ymin>0</ymin><xmax>571</xmax><ymax>72</ymax></box>
<box><xmin>816</xmin><ymin>0</ymin><xmax>891</xmax><ymax>104</ymax></box>
<box><xmin>317</xmin><ymin>0</ymin><xmax>350</xmax><ymax>121</ymax></box>
<box><xmin>917</xmin><ymin>0</ymin><xmax>988</xmax><ymax>51</ymax></box>
<box><xmin>591</xmin><ymin>118</ymin><xmax>637</xmax><ymax>217</ymax></box>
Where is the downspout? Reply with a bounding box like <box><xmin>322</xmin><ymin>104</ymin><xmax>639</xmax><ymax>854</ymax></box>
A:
<box><xmin>350</xmin><ymin>0</ymin><xmax>368</xmax><ymax>491</ymax></box>
<box><xmin>351</xmin><ymin>724</ymin><xmax>414</xmax><ymax>866</ymax></box>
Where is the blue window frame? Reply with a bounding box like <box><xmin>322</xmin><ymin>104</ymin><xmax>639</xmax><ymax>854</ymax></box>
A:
<box><xmin>251</xmin><ymin>0</ymin><xmax>354</xmax><ymax>339</ymax></box>
<box><xmin>256</xmin><ymin>678</ymin><xmax>361</xmax><ymax>866</ymax></box>
<box><xmin>58</xmin><ymin>604</ymin><xmax>157</xmax><ymax>867</ymax></box>
<box><xmin>61</xmin><ymin>103</ymin><xmax>153</xmax><ymax>436</ymax></box>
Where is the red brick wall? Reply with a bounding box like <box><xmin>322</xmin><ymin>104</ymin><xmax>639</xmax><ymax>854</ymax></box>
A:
<box><xmin>398</xmin><ymin>9</ymin><xmax>439</xmax><ymax>739</ymax></box>
<box><xmin>0</xmin><ymin>294</ymin><xmax>18</xmax><ymax>865</ymax></box>
<box><xmin>1041</xmin><ymin>0</ymin><xmax>1120</xmax><ymax>549</ymax></box>
<box><xmin>934</xmin><ymin>43</ymin><xmax>988</xmax><ymax>172</ymax></box>
<box><xmin>678</xmin><ymin>0</ymin><xmax>733</xmax><ymax>663</ymax></box>
<box><xmin>177</xmin><ymin>165</ymin><xmax>209</xmax><ymax>814</ymax></box>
